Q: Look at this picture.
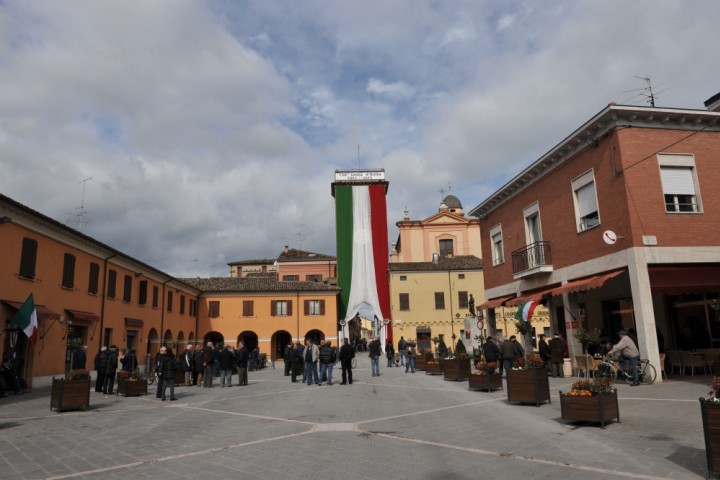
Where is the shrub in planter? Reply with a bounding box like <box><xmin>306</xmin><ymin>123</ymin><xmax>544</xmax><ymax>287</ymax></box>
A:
<box><xmin>506</xmin><ymin>354</ymin><xmax>551</xmax><ymax>406</ymax></box>
<box><xmin>560</xmin><ymin>377</ymin><xmax>620</xmax><ymax>428</ymax></box>
<box><xmin>50</xmin><ymin>370</ymin><xmax>91</xmax><ymax>412</ymax></box>
<box><xmin>469</xmin><ymin>361</ymin><xmax>502</xmax><ymax>391</ymax></box>
<box><xmin>700</xmin><ymin>376</ymin><xmax>720</xmax><ymax>475</ymax></box>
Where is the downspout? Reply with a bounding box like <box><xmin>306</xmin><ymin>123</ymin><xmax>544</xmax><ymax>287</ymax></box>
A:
<box><xmin>160</xmin><ymin>279</ymin><xmax>171</xmax><ymax>349</ymax></box>
<box><xmin>448</xmin><ymin>269</ymin><xmax>455</xmax><ymax>351</ymax></box>
<box><xmin>98</xmin><ymin>253</ymin><xmax>117</xmax><ymax>352</ymax></box>
<box><xmin>296</xmin><ymin>290</ymin><xmax>300</xmax><ymax>342</ymax></box>
<box><xmin>195</xmin><ymin>292</ymin><xmax>200</xmax><ymax>348</ymax></box>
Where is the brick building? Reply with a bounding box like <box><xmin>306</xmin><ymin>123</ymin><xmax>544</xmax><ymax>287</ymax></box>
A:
<box><xmin>469</xmin><ymin>101</ymin><xmax>720</xmax><ymax>378</ymax></box>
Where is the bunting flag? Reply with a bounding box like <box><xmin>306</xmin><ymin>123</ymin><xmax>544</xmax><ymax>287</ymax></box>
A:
<box><xmin>514</xmin><ymin>300</ymin><xmax>539</xmax><ymax>323</ymax></box>
<box><xmin>10</xmin><ymin>293</ymin><xmax>38</xmax><ymax>346</ymax></box>
<box><xmin>335</xmin><ymin>184</ymin><xmax>391</xmax><ymax>330</ymax></box>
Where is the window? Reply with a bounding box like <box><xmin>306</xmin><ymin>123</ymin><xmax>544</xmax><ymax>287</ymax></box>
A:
<box><xmin>399</xmin><ymin>293</ymin><xmax>410</xmax><ymax>311</ymax></box>
<box><xmin>180</xmin><ymin>295</ymin><xmax>185</xmax><ymax>315</ymax></box>
<box><xmin>167</xmin><ymin>291</ymin><xmax>173</xmax><ymax>312</ymax></box>
<box><xmin>19</xmin><ymin>238</ymin><xmax>38</xmax><ymax>279</ymax></box>
<box><xmin>399</xmin><ymin>275</ymin><xmax>407</xmax><ymax>281</ymax></box>
<box><xmin>62</xmin><ymin>253</ymin><xmax>76</xmax><ymax>288</ymax></box>
<box><xmin>88</xmin><ymin>262</ymin><xmax>100</xmax><ymax>294</ymax></box>
<box><xmin>107</xmin><ymin>269</ymin><xmax>117</xmax><ymax>299</ymax></box>
<box><xmin>138</xmin><ymin>280</ymin><xmax>148</xmax><ymax>305</ymax></box>
<box><xmin>152</xmin><ymin>286</ymin><xmax>159</xmax><ymax>308</ymax></box>
<box><xmin>209</xmin><ymin>301</ymin><xmax>220</xmax><ymax>318</ymax></box>
<box><xmin>458</xmin><ymin>274</ymin><xmax>465</xmax><ymax>280</ymax></box>
<box><xmin>103</xmin><ymin>328</ymin><xmax>112</xmax><ymax>348</ymax></box>
<box><xmin>282</xmin><ymin>275</ymin><xmax>299</xmax><ymax>281</ymax></box>
<box><xmin>123</xmin><ymin>275</ymin><xmax>132</xmax><ymax>303</ymax></box>
<box><xmin>271</xmin><ymin>300</ymin><xmax>292</xmax><ymax>316</ymax></box>
<box><xmin>434</xmin><ymin>292</ymin><xmax>445</xmax><ymax>310</ymax></box>
<box><xmin>658</xmin><ymin>154</ymin><xmax>701</xmax><ymax>213</ymax></box>
<box><xmin>572</xmin><ymin>170</ymin><xmax>600</xmax><ymax>231</ymax></box>
<box><xmin>242</xmin><ymin>300</ymin><xmax>254</xmax><ymax>317</ymax></box>
<box><xmin>189</xmin><ymin>299</ymin><xmax>197</xmax><ymax>316</ymax></box>
<box><xmin>458</xmin><ymin>291</ymin><xmax>468</xmax><ymax>309</ymax></box>
<box><xmin>439</xmin><ymin>239</ymin><xmax>454</xmax><ymax>257</ymax></box>
<box><xmin>306</xmin><ymin>274</ymin><xmax>322</xmax><ymax>282</ymax></box>
<box><xmin>305</xmin><ymin>300</ymin><xmax>325</xmax><ymax>315</ymax></box>
<box><xmin>490</xmin><ymin>224</ymin><xmax>504</xmax><ymax>266</ymax></box>
<box><xmin>524</xmin><ymin>203</ymin><xmax>544</xmax><ymax>267</ymax></box>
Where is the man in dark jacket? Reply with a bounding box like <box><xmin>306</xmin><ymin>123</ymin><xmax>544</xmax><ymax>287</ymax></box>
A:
<box><xmin>179</xmin><ymin>345</ymin><xmax>194</xmax><ymax>386</ymax></box>
<box><xmin>102</xmin><ymin>345</ymin><xmax>118</xmax><ymax>395</ymax></box>
<box><xmin>193</xmin><ymin>346</ymin><xmax>204</xmax><ymax>386</ymax></box>
<box><xmin>283</xmin><ymin>342</ymin><xmax>292</xmax><ymax>376</ymax></box>
<box><xmin>548</xmin><ymin>334</ymin><xmax>565</xmax><ymax>378</ymax></box>
<box><xmin>318</xmin><ymin>341</ymin><xmax>337</xmax><ymax>385</ymax></box>
<box><xmin>483</xmin><ymin>336</ymin><xmax>499</xmax><ymax>364</ymax></box>
<box><xmin>158</xmin><ymin>347</ymin><xmax>178</xmax><ymax>401</ymax></box>
<box><xmin>235</xmin><ymin>341</ymin><xmax>249</xmax><ymax>386</ymax></box>
<box><xmin>201</xmin><ymin>342</ymin><xmax>215</xmax><ymax>388</ymax></box>
<box><xmin>385</xmin><ymin>340</ymin><xmax>395</xmax><ymax>367</ymax></box>
<box><xmin>94</xmin><ymin>346</ymin><xmax>107</xmax><ymax>392</ymax></box>
<box><xmin>219</xmin><ymin>345</ymin><xmax>235</xmax><ymax>387</ymax></box>
<box><xmin>73</xmin><ymin>345</ymin><xmax>88</xmax><ymax>370</ymax></box>
<box><xmin>499</xmin><ymin>336</ymin><xmax>523</xmax><ymax>372</ymax></box>
<box><xmin>538</xmin><ymin>334</ymin><xmax>550</xmax><ymax>367</ymax></box>
<box><xmin>289</xmin><ymin>343</ymin><xmax>302</xmax><ymax>383</ymax></box>
<box><xmin>338</xmin><ymin>338</ymin><xmax>355</xmax><ymax>385</ymax></box>
<box><xmin>368</xmin><ymin>336</ymin><xmax>381</xmax><ymax>377</ymax></box>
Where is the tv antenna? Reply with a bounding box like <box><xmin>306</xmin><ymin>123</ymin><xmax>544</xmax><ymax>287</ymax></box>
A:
<box><xmin>622</xmin><ymin>77</ymin><xmax>674</xmax><ymax>107</ymax></box>
<box><xmin>357</xmin><ymin>144</ymin><xmax>361</xmax><ymax>169</ymax></box>
<box><xmin>296</xmin><ymin>223</ymin><xmax>305</xmax><ymax>248</ymax></box>
<box><xmin>67</xmin><ymin>177</ymin><xmax>92</xmax><ymax>231</ymax></box>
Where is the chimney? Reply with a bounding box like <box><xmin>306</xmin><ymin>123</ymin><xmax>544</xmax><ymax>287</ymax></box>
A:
<box><xmin>284</xmin><ymin>245</ymin><xmax>289</xmax><ymax>253</ymax></box>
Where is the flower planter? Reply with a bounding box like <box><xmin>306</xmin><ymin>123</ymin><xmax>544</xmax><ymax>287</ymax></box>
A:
<box><xmin>444</xmin><ymin>358</ymin><xmax>471</xmax><ymax>381</ymax></box>
<box><xmin>117</xmin><ymin>378</ymin><xmax>148</xmax><ymax>396</ymax></box>
<box><xmin>50</xmin><ymin>378</ymin><xmax>91</xmax><ymax>412</ymax></box>
<box><xmin>700</xmin><ymin>398</ymin><xmax>720</xmax><ymax>475</ymax></box>
<box><xmin>415</xmin><ymin>356</ymin><xmax>428</xmax><ymax>371</ymax></box>
<box><xmin>425</xmin><ymin>359</ymin><xmax>444</xmax><ymax>375</ymax></box>
<box><xmin>469</xmin><ymin>372</ymin><xmax>503</xmax><ymax>391</ymax></box>
<box><xmin>506</xmin><ymin>368</ymin><xmax>551</xmax><ymax>406</ymax></box>
<box><xmin>560</xmin><ymin>389</ymin><xmax>620</xmax><ymax>428</ymax></box>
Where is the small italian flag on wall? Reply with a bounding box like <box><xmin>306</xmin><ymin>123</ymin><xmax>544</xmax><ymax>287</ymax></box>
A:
<box><xmin>10</xmin><ymin>293</ymin><xmax>38</xmax><ymax>346</ymax></box>
<box><xmin>514</xmin><ymin>300</ymin><xmax>539</xmax><ymax>323</ymax></box>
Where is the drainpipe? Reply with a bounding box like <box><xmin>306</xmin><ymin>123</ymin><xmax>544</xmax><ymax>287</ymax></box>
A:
<box><xmin>160</xmin><ymin>279</ymin><xmax>171</xmax><ymax>349</ymax></box>
<box><xmin>194</xmin><ymin>292</ymin><xmax>200</xmax><ymax>348</ymax></box>
<box><xmin>448</xmin><ymin>269</ymin><xmax>455</xmax><ymax>352</ymax></box>
<box><xmin>296</xmin><ymin>290</ymin><xmax>301</xmax><ymax>342</ymax></box>
<box><xmin>98</xmin><ymin>253</ymin><xmax>117</xmax><ymax>352</ymax></box>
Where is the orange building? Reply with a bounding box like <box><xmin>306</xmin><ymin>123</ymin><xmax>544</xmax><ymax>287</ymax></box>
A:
<box><xmin>182</xmin><ymin>277</ymin><xmax>340</xmax><ymax>360</ymax></box>
<box><xmin>276</xmin><ymin>246</ymin><xmax>336</xmax><ymax>282</ymax></box>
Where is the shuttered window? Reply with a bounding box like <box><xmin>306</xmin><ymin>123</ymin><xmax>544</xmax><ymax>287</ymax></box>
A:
<box><xmin>88</xmin><ymin>262</ymin><xmax>100</xmax><ymax>294</ymax></box>
<box><xmin>271</xmin><ymin>300</ymin><xmax>292</xmax><ymax>316</ymax></box>
<box><xmin>242</xmin><ymin>300</ymin><xmax>254</xmax><ymax>317</ymax></box>
<box><xmin>138</xmin><ymin>280</ymin><xmax>148</xmax><ymax>305</ymax></box>
<box><xmin>123</xmin><ymin>275</ymin><xmax>132</xmax><ymax>302</ymax></box>
<box><xmin>434</xmin><ymin>292</ymin><xmax>445</xmax><ymax>310</ymax></box>
<box><xmin>660</xmin><ymin>166</ymin><xmax>698</xmax><ymax>212</ymax></box>
<box><xmin>304</xmin><ymin>300</ymin><xmax>325</xmax><ymax>315</ymax></box>
<box><xmin>209</xmin><ymin>301</ymin><xmax>220</xmax><ymax>318</ymax></box>
<box><xmin>180</xmin><ymin>295</ymin><xmax>185</xmax><ymax>315</ymax></box>
<box><xmin>458</xmin><ymin>291</ymin><xmax>468</xmax><ymax>309</ymax></box>
<box><xmin>107</xmin><ymin>270</ymin><xmax>117</xmax><ymax>299</ymax></box>
<box><xmin>399</xmin><ymin>293</ymin><xmax>410</xmax><ymax>311</ymax></box>
<box><xmin>19</xmin><ymin>238</ymin><xmax>38</xmax><ymax>279</ymax></box>
<box><xmin>152</xmin><ymin>286</ymin><xmax>159</xmax><ymax>308</ymax></box>
<box><xmin>62</xmin><ymin>253</ymin><xmax>76</xmax><ymax>288</ymax></box>
<box><xmin>167</xmin><ymin>291</ymin><xmax>173</xmax><ymax>312</ymax></box>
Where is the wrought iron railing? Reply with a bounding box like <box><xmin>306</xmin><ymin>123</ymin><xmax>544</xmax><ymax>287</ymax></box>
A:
<box><xmin>511</xmin><ymin>241</ymin><xmax>552</xmax><ymax>274</ymax></box>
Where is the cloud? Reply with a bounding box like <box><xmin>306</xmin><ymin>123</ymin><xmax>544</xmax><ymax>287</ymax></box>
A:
<box><xmin>366</xmin><ymin>78</ymin><xmax>416</xmax><ymax>101</ymax></box>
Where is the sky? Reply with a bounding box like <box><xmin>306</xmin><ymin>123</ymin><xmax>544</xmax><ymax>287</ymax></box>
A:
<box><xmin>1</xmin><ymin>1</ymin><xmax>718</xmax><ymax>277</ymax></box>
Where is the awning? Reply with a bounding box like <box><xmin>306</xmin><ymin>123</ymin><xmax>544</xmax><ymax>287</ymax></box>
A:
<box><xmin>65</xmin><ymin>309</ymin><xmax>99</xmax><ymax>323</ymax></box>
<box><xmin>551</xmin><ymin>269</ymin><xmax>625</xmax><ymax>297</ymax></box>
<box><xmin>125</xmin><ymin>317</ymin><xmax>144</xmax><ymax>328</ymax></box>
<box><xmin>478</xmin><ymin>294</ymin><xmax>516</xmax><ymax>310</ymax></box>
<box><xmin>648</xmin><ymin>264</ymin><xmax>720</xmax><ymax>294</ymax></box>
<box><xmin>505</xmin><ymin>286</ymin><xmax>558</xmax><ymax>307</ymax></box>
<box><xmin>2</xmin><ymin>300</ymin><xmax>60</xmax><ymax>321</ymax></box>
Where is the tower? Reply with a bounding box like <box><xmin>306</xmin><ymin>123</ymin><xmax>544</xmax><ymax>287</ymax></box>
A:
<box><xmin>332</xmin><ymin>169</ymin><xmax>392</xmax><ymax>344</ymax></box>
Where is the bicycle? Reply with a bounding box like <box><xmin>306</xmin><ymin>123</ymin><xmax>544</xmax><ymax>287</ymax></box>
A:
<box><xmin>147</xmin><ymin>369</ymin><xmax>157</xmax><ymax>385</ymax></box>
<box><xmin>594</xmin><ymin>356</ymin><xmax>657</xmax><ymax>385</ymax></box>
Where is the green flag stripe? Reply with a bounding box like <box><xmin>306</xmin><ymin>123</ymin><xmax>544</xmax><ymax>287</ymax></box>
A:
<box><xmin>335</xmin><ymin>185</ymin><xmax>353</xmax><ymax>320</ymax></box>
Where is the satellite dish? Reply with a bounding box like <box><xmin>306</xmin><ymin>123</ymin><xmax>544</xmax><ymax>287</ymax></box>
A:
<box><xmin>602</xmin><ymin>230</ymin><xmax>617</xmax><ymax>245</ymax></box>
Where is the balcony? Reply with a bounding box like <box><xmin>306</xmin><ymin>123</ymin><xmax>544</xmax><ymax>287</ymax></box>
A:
<box><xmin>512</xmin><ymin>241</ymin><xmax>553</xmax><ymax>279</ymax></box>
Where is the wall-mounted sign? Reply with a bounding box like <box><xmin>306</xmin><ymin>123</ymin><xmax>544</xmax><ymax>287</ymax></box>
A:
<box><xmin>602</xmin><ymin>230</ymin><xmax>617</xmax><ymax>245</ymax></box>
<box><xmin>334</xmin><ymin>170</ymin><xmax>385</xmax><ymax>182</ymax></box>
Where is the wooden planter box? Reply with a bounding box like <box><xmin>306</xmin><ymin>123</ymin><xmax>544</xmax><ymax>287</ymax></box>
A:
<box><xmin>50</xmin><ymin>378</ymin><xmax>90</xmax><ymax>412</ymax></box>
<box><xmin>506</xmin><ymin>368</ymin><xmax>551</xmax><ymax>406</ymax></box>
<box><xmin>175</xmin><ymin>369</ymin><xmax>186</xmax><ymax>385</ymax></box>
<box><xmin>117</xmin><ymin>378</ymin><xmax>148</xmax><ymax>396</ymax></box>
<box><xmin>415</xmin><ymin>355</ymin><xmax>429</xmax><ymax>371</ymax></box>
<box><xmin>560</xmin><ymin>390</ymin><xmax>620</xmax><ymax>428</ymax></box>
<box><xmin>700</xmin><ymin>398</ymin><xmax>720</xmax><ymax>474</ymax></box>
<box><xmin>444</xmin><ymin>358</ymin><xmax>471</xmax><ymax>381</ymax></box>
<box><xmin>425</xmin><ymin>360</ymin><xmax>444</xmax><ymax>375</ymax></box>
<box><xmin>469</xmin><ymin>373</ymin><xmax>503</xmax><ymax>391</ymax></box>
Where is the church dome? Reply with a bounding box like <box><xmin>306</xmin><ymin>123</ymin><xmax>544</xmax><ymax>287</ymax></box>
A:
<box><xmin>442</xmin><ymin>195</ymin><xmax>462</xmax><ymax>209</ymax></box>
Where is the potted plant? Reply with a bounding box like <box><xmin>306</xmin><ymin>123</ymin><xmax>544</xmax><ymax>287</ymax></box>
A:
<box><xmin>116</xmin><ymin>370</ymin><xmax>148</xmax><ymax>396</ymax></box>
<box><xmin>573</xmin><ymin>328</ymin><xmax>601</xmax><ymax>354</ymax></box>
<box><xmin>506</xmin><ymin>354</ymin><xmax>551</xmax><ymax>406</ymax></box>
<box><xmin>426</xmin><ymin>354</ymin><xmax>444</xmax><ymax>375</ymax></box>
<box><xmin>415</xmin><ymin>350</ymin><xmax>430</xmax><ymax>371</ymax></box>
<box><xmin>469</xmin><ymin>361</ymin><xmax>502</xmax><ymax>391</ymax></box>
<box><xmin>444</xmin><ymin>339</ymin><xmax>472</xmax><ymax>381</ymax></box>
<box><xmin>50</xmin><ymin>369</ymin><xmax>91</xmax><ymax>412</ymax></box>
<box><xmin>700</xmin><ymin>376</ymin><xmax>720</xmax><ymax>475</ymax></box>
<box><xmin>560</xmin><ymin>376</ymin><xmax>619</xmax><ymax>428</ymax></box>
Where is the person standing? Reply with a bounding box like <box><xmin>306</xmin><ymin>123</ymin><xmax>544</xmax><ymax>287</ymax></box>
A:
<box><xmin>608</xmin><ymin>330</ymin><xmax>640</xmax><ymax>386</ymax></box>
<box><xmin>179</xmin><ymin>344</ymin><xmax>193</xmax><ymax>386</ymax></box>
<box><xmin>548</xmin><ymin>334</ymin><xmax>565</xmax><ymax>377</ymax></box>
<box><xmin>499</xmin><ymin>336</ymin><xmax>521</xmax><ymax>372</ymax></box>
<box><xmin>194</xmin><ymin>345</ymin><xmax>204</xmax><ymax>386</ymax></box>
<box><xmin>339</xmin><ymin>338</ymin><xmax>355</xmax><ymax>385</ymax></box>
<box><xmin>538</xmin><ymin>334</ymin><xmax>550</xmax><ymax>368</ymax></box>
<box><xmin>102</xmin><ymin>345</ymin><xmax>118</xmax><ymax>395</ymax></box>
<box><xmin>405</xmin><ymin>342</ymin><xmax>416</xmax><ymax>373</ymax></box>
<box><xmin>94</xmin><ymin>346</ymin><xmax>107</xmax><ymax>392</ymax></box>
<box><xmin>494</xmin><ymin>335</ymin><xmax>504</xmax><ymax>375</ymax></box>
<box><xmin>368</xmin><ymin>336</ymin><xmax>382</xmax><ymax>377</ymax></box>
<box><xmin>386</xmin><ymin>340</ymin><xmax>395</xmax><ymax>368</ymax></box>
<box><xmin>202</xmin><ymin>342</ymin><xmax>215</xmax><ymax>388</ymax></box>
<box><xmin>398</xmin><ymin>336</ymin><xmax>407</xmax><ymax>367</ymax></box>
<box><xmin>235</xmin><ymin>341</ymin><xmax>249</xmax><ymax>386</ymax></box>
<box><xmin>73</xmin><ymin>345</ymin><xmax>88</xmax><ymax>370</ymax></box>
<box><xmin>283</xmin><ymin>342</ymin><xmax>292</xmax><ymax>376</ymax></box>
<box><xmin>158</xmin><ymin>347</ymin><xmax>178</xmax><ymax>401</ymax></box>
<box><xmin>289</xmin><ymin>343</ymin><xmax>302</xmax><ymax>383</ymax></box>
<box><xmin>121</xmin><ymin>348</ymin><xmax>137</xmax><ymax>372</ymax></box>
<box><xmin>483</xmin><ymin>336</ymin><xmax>499</xmax><ymax>365</ymax></box>
<box><xmin>304</xmin><ymin>339</ymin><xmax>319</xmax><ymax>385</ymax></box>
<box><xmin>319</xmin><ymin>340</ymin><xmax>337</xmax><ymax>385</ymax></box>
<box><xmin>219</xmin><ymin>345</ymin><xmax>235</xmax><ymax>387</ymax></box>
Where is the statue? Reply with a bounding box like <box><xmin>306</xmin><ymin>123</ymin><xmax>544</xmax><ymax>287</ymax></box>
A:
<box><xmin>468</xmin><ymin>294</ymin><xmax>475</xmax><ymax>317</ymax></box>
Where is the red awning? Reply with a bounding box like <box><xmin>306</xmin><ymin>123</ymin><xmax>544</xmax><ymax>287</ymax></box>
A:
<box><xmin>478</xmin><ymin>294</ymin><xmax>516</xmax><ymax>310</ymax></box>
<box><xmin>648</xmin><ymin>265</ymin><xmax>720</xmax><ymax>294</ymax></box>
<box><xmin>505</xmin><ymin>286</ymin><xmax>558</xmax><ymax>307</ymax></box>
<box><xmin>2</xmin><ymin>300</ymin><xmax>60</xmax><ymax>321</ymax></box>
<box><xmin>551</xmin><ymin>269</ymin><xmax>625</xmax><ymax>297</ymax></box>
<box><xmin>65</xmin><ymin>309</ymin><xmax>99</xmax><ymax>323</ymax></box>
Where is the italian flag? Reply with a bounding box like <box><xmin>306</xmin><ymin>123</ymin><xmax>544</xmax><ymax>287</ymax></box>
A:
<box><xmin>11</xmin><ymin>293</ymin><xmax>38</xmax><ymax>346</ymax></box>
<box><xmin>514</xmin><ymin>300</ymin><xmax>539</xmax><ymax>323</ymax></box>
<box><xmin>335</xmin><ymin>184</ymin><xmax>391</xmax><ymax>331</ymax></box>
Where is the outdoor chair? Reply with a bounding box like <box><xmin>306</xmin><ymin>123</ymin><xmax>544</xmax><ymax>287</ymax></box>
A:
<box><xmin>679</xmin><ymin>350</ymin><xmax>707</xmax><ymax>376</ymax></box>
<box><xmin>659</xmin><ymin>352</ymin><xmax>667</xmax><ymax>379</ymax></box>
<box><xmin>575</xmin><ymin>355</ymin><xmax>590</xmax><ymax>378</ymax></box>
<box><xmin>667</xmin><ymin>350</ymin><xmax>682</xmax><ymax>375</ymax></box>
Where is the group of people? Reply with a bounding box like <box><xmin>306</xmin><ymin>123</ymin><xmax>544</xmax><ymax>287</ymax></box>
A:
<box><xmin>481</xmin><ymin>335</ymin><xmax>527</xmax><ymax>375</ymax></box>
<box><xmin>92</xmin><ymin>345</ymin><xmax>137</xmax><ymax>395</ymax></box>
<box><xmin>0</xmin><ymin>355</ymin><xmax>29</xmax><ymax>397</ymax></box>
<box><xmin>282</xmin><ymin>338</ymin><xmax>356</xmax><ymax>385</ymax></box>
